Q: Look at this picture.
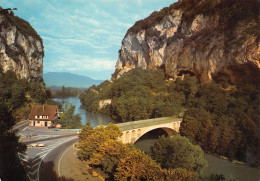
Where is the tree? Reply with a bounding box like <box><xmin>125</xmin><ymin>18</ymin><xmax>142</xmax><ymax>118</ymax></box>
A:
<box><xmin>150</xmin><ymin>135</ymin><xmax>207</xmax><ymax>175</ymax></box>
<box><xmin>0</xmin><ymin>105</ymin><xmax>27</xmax><ymax>181</ymax></box>
<box><xmin>59</xmin><ymin>102</ymin><xmax>82</xmax><ymax>129</ymax></box>
<box><xmin>77</xmin><ymin>124</ymin><xmax>122</xmax><ymax>160</ymax></box>
<box><xmin>89</xmin><ymin>139</ymin><xmax>132</xmax><ymax>179</ymax></box>
<box><xmin>114</xmin><ymin>149</ymin><xmax>164</xmax><ymax>181</ymax></box>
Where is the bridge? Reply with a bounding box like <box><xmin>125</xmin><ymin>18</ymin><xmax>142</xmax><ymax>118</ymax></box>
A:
<box><xmin>116</xmin><ymin>117</ymin><xmax>182</xmax><ymax>144</ymax></box>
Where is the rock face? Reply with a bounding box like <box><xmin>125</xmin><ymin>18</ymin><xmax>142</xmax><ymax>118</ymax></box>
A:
<box><xmin>114</xmin><ymin>0</ymin><xmax>260</xmax><ymax>83</ymax></box>
<box><xmin>0</xmin><ymin>10</ymin><xmax>44</xmax><ymax>82</ymax></box>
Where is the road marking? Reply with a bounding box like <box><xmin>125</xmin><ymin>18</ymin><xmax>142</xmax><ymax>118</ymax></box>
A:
<box><xmin>31</xmin><ymin>162</ymin><xmax>40</xmax><ymax>169</ymax></box>
<box><xmin>22</xmin><ymin>127</ymin><xmax>27</xmax><ymax>132</ymax></box>
<box><xmin>32</xmin><ymin>157</ymin><xmax>41</xmax><ymax>163</ymax></box>
<box><xmin>37</xmin><ymin>137</ymin><xmax>77</xmax><ymax>181</ymax></box>
<box><xmin>26</xmin><ymin>173</ymin><xmax>37</xmax><ymax>181</ymax></box>
<box><xmin>20</xmin><ymin>158</ymin><xmax>29</xmax><ymax>163</ymax></box>
<box><xmin>18</xmin><ymin>152</ymin><xmax>28</xmax><ymax>158</ymax></box>
<box><xmin>28</xmin><ymin>169</ymin><xmax>37</xmax><ymax>176</ymax></box>
<box><xmin>58</xmin><ymin>144</ymin><xmax>74</xmax><ymax>180</ymax></box>
<box><xmin>36</xmin><ymin>149</ymin><xmax>52</xmax><ymax>156</ymax></box>
<box><xmin>13</xmin><ymin>121</ymin><xmax>29</xmax><ymax>130</ymax></box>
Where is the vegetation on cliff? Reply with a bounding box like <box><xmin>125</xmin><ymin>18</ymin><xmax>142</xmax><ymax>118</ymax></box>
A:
<box><xmin>0</xmin><ymin>6</ymin><xmax>42</xmax><ymax>43</ymax></box>
<box><xmin>127</xmin><ymin>0</ymin><xmax>259</xmax><ymax>43</ymax></box>
<box><xmin>80</xmin><ymin>68</ymin><xmax>260</xmax><ymax>166</ymax></box>
<box><xmin>77</xmin><ymin>124</ymin><xmax>204</xmax><ymax>180</ymax></box>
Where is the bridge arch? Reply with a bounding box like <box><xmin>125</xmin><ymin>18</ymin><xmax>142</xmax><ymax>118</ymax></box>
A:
<box><xmin>131</xmin><ymin>126</ymin><xmax>178</xmax><ymax>144</ymax></box>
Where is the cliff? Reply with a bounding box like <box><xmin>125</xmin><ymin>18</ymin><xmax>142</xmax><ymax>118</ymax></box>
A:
<box><xmin>0</xmin><ymin>8</ymin><xmax>44</xmax><ymax>82</ymax></box>
<box><xmin>113</xmin><ymin>0</ymin><xmax>260</xmax><ymax>84</ymax></box>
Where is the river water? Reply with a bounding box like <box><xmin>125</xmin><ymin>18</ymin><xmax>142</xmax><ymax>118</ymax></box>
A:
<box><xmin>53</xmin><ymin>97</ymin><xmax>116</xmax><ymax>127</ymax></box>
<box><xmin>54</xmin><ymin>97</ymin><xmax>260</xmax><ymax>181</ymax></box>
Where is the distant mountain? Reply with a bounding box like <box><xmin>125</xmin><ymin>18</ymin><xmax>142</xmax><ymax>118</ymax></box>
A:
<box><xmin>43</xmin><ymin>72</ymin><xmax>104</xmax><ymax>88</ymax></box>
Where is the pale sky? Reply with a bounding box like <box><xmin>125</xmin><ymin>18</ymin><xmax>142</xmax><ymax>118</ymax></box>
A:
<box><xmin>1</xmin><ymin>0</ymin><xmax>177</xmax><ymax>80</ymax></box>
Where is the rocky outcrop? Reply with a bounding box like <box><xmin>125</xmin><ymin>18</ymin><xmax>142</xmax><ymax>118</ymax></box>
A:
<box><xmin>114</xmin><ymin>0</ymin><xmax>260</xmax><ymax>84</ymax></box>
<box><xmin>0</xmin><ymin>9</ymin><xmax>44</xmax><ymax>82</ymax></box>
<box><xmin>99</xmin><ymin>99</ymin><xmax>112</xmax><ymax>110</ymax></box>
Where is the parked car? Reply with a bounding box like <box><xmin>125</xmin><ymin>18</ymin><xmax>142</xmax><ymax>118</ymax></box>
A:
<box><xmin>48</xmin><ymin>124</ymin><xmax>56</xmax><ymax>129</ymax></box>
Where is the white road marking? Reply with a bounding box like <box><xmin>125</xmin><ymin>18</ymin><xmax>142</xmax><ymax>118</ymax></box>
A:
<box><xmin>18</xmin><ymin>152</ymin><xmax>28</xmax><ymax>158</ymax></box>
<box><xmin>13</xmin><ymin>121</ymin><xmax>29</xmax><ymax>130</ymax></box>
<box><xmin>36</xmin><ymin>149</ymin><xmax>52</xmax><ymax>156</ymax></box>
<box><xmin>37</xmin><ymin>136</ymin><xmax>77</xmax><ymax>181</ymax></box>
<box><xmin>20</xmin><ymin>158</ymin><xmax>29</xmax><ymax>163</ymax></box>
<box><xmin>18</xmin><ymin>135</ymin><xmax>77</xmax><ymax>181</ymax></box>
<box><xmin>58</xmin><ymin>144</ymin><xmax>73</xmax><ymax>180</ymax></box>
<box><xmin>32</xmin><ymin>157</ymin><xmax>41</xmax><ymax>163</ymax></box>
<box><xmin>22</xmin><ymin>127</ymin><xmax>27</xmax><ymax>132</ymax></box>
<box><xmin>31</xmin><ymin>162</ymin><xmax>40</xmax><ymax>169</ymax></box>
<box><xmin>28</xmin><ymin>169</ymin><xmax>37</xmax><ymax>176</ymax></box>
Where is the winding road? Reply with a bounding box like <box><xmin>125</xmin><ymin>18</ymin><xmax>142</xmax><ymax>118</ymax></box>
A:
<box><xmin>14</xmin><ymin>120</ymin><xmax>79</xmax><ymax>181</ymax></box>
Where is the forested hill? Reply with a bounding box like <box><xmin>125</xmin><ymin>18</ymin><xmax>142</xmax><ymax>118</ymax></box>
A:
<box><xmin>80</xmin><ymin>68</ymin><xmax>260</xmax><ymax>167</ymax></box>
<box><xmin>44</xmin><ymin>72</ymin><xmax>104</xmax><ymax>88</ymax></box>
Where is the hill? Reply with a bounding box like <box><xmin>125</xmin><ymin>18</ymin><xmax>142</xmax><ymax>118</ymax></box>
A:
<box><xmin>43</xmin><ymin>72</ymin><xmax>104</xmax><ymax>88</ymax></box>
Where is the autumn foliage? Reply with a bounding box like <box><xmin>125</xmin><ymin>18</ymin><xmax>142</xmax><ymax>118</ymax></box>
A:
<box><xmin>77</xmin><ymin>124</ymin><xmax>202</xmax><ymax>180</ymax></box>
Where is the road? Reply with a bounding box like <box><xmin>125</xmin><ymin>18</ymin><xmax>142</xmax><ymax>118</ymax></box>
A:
<box><xmin>14</xmin><ymin>121</ymin><xmax>78</xmax><ymax>181</ymax></box>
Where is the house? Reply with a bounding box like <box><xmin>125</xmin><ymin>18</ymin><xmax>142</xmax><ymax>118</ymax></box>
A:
<box><xmin>29</xmin><ymin>105</ymin><xmax>59</xmax><ymax>127</ymax></box>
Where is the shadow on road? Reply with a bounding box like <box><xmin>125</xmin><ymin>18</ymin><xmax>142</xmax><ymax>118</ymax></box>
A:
<box><xmin>40</xmin><ymin>161</ymin><xmax>74</xmax><ymax>181</ymax></box>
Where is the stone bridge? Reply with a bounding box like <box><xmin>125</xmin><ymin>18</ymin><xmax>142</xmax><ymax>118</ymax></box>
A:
<box><xmin>116</xmin><ymin>117</ymin><xmax>182</xmax><ymax>144</ymax></box>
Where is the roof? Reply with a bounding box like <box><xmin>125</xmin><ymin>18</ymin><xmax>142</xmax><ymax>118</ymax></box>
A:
<box><xmin>29</xmin><ymin>105</ymin><xmax>58</xmax><ymax>121</ymax></box>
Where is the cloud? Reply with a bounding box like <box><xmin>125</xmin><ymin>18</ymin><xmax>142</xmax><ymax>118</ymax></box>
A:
<box><xmin>45</xmin><ymin>54</ymin><xmax>115</xmax><ymax>73</ymax></box>
<box><xmin>1</xmin><ymin>0</ymin><xmax>176</xmax><ymax>79</ymax></box>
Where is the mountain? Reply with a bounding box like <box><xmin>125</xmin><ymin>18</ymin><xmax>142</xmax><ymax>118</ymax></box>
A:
<box><xmin>43</xmin><ymin>72</ymin><xmax>104</xmax><ymax>88</ymax></box>
<box><xmin>113</xmin><ymin>0</ymin><xmax>260</xmax><ymax>84</ymax></box>
<box><xmin>0</xmin><ymin>7</ymin><xmax>44</xmax><ymax>82</ymax></box>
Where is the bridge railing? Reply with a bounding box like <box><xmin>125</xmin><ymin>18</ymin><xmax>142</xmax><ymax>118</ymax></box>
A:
<box><xmin>116</xmin><ymin>117</ymin><xmax>182</xmax><ymax>131</ymax></box>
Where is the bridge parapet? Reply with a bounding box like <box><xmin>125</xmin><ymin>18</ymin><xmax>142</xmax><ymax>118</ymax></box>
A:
<box><xmin>116</xmin><ymin>117</ymin><xmax>182</xmax><ymax>144</ymax></box>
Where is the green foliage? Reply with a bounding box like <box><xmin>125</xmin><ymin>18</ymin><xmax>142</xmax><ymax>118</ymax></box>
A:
<box><xmin>28</xmin><ymin>81</ymin><xmax>47</xmax><ymax>104</ymax></box>
<box><xmin>59</xmin><ymin>102</ymin><xmax>82</xmax><ymax>129</ymax></box>
<box><xmin>180</xmin><ymin>82</ymin><xmax>260</xmax><ymax>166</ymax></box>
<box><xmin>0</xmin><ymin>72</ymin><xmax>28</xmax><ymax>180</ymax></box>
<box><xmin>81</xmin><ymin>67</ymin><xmax>260</xmax><ymax>166</ymax></box>
<box><xmin>81</xmin><ymin>68</ymin><xmax>187</xmax><ymax>122</ymax></box>
<box><xmin>150</xmin><ymin>135</ymin><xmax>207</xmax><ymax>176</ymax></box>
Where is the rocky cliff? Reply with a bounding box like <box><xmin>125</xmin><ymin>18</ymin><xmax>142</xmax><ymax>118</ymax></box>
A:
<box><xmin>114</xmin><ymin>0</ymin><xmax>260</xmax><ymax>84</ymax></box>
<box><xmin>0</xmin><ymin>8</ymin><xmax>44</xmax><ymax>82</ymax></box>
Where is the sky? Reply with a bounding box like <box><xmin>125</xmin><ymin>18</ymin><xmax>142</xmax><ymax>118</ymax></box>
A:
<box><xmin>1</xmin><ymin>0</ymin><xmax>177</xmax><ymax>80</ymax></box>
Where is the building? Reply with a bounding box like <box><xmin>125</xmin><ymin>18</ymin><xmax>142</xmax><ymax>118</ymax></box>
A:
<box><xmin>29</xmin><ymin>105</ymin><xmax>59</xmax><ymax>127</ymax></box>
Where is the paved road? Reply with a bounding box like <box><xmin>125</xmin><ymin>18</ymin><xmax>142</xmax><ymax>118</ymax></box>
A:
<box><xmin>14</xmin><ymin>121</ymin><xmax>78</xmax><ymax>181</ymax></box>
<box><xmin>39</xmin><ymin>138</ymin><xmax>79</xmax><ymax>181</ymax></box>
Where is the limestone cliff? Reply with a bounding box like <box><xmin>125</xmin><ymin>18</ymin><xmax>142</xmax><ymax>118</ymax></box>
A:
<box><xmin>0</xmin><ymin>8</ymin><xmax>44</xmax><ymax>82</ymax></box>
<box><xmin>114</xmin><ymin>0</ymin><xmax>260</xmax><ymax>84</ymax></box>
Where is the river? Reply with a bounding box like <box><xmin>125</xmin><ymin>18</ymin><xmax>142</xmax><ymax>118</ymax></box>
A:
<box><xmin>53</xmin><ymin>97</ymin><xmax>116</xmax><ymax>127</ymax></box>
<box><xmin>54</xmin><ymin>97</ymin><xmax>260</xmax><ymax>181</ymax></box>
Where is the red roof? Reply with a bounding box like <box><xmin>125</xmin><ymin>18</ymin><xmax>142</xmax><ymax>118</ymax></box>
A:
<box><xmin>29</xmin><ymin>105</ymin><xmax>58</xmax><ymax>121</ymax></box>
